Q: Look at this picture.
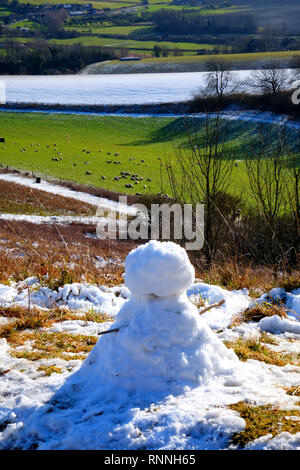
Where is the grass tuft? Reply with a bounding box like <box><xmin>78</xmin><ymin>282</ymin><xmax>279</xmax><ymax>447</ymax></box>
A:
<box><xmin>229</xmin><ymin>402</ymin><xmax>300</xmax><ymax>448</ymax></box>
<box><xmin>37</xmin><ymin>364</ymin><xmax>63</xmax><ymax>376</ymax></box>
<box><xmin>224</xmin><ymin>338</ymin><xmax>299</xmax><ymax>367</ymax></box>
<box><xmin>234</xmin><ymin>302</ymin><xmax>287</xmax><ymax>324</ymax></box>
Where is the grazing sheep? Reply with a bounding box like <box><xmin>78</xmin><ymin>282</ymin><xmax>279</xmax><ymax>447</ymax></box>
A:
<box><xmin>84</xmin><ymin>161</ymin><xmax>91</xmax><ymax>165</ymax></box>
<box><xmin>106</xmin><ymin>161</ymin><xmax>112</xmax><ymax>164</ymax></box>
<box><xmin>101</xmin><ymin>176</ymin><xmax>106</xmax><ymax>180</ymax></box>
<box><xmin>114</xmin><ymin>176</ymin><xmax>120</xmax><ymax>181</ymax></box>
<box><xmin>85</xmin><ymin>171</ymin><xmax>91</xmax><ymax>175</ymax></box>
<box><xmin>147</xmin><ymin>178</ymin><xmax>152</xmax><ymax>182</ymax></box>
<box><xmin>114</xmin><ymin>152</ymin><xmax>119</xmax><ymax>156</ymax></box>
<box><xmin>0</xmin><ymin>138</ymin><xmax>5</xmax><ymax>143</ymax></box>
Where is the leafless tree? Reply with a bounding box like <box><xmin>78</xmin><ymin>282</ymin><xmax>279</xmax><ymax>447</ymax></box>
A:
<box><xmin>285</xmin><ymin>136</ymin><xmax>300</xmax><ymax>267</ymax></box>
<box><xmin>205</xmin><ymin>62</ymin><xmax>239</xmax><ymax>100</ymax></box>
<box><xmin>164</xmin><ymin>114</ymin><xmax>235</xmax><ymax>265</ymax></box>
<box><xmin>244</xmin><ymin>68</ymin><xmax>289</xmax><ymax>95</ymax></box>
<box><xmin>245</xmin><ymin>125</ymin><xmax>289</xmax><ymax>267</ymax></box>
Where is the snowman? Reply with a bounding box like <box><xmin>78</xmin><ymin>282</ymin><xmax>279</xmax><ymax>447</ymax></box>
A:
<box><xmin>78</xmin><ymin>240</ymin><xmax>239</xmax><ymax>395</ymax></box>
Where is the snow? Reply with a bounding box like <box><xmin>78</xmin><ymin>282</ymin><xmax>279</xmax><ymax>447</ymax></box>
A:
<box><xmin>0</xmin><ymin>212</ymin><xmax>115</xmax><ymax>226</ymax></box>
<box><xmin>257</xmin><ymin>315</ymin><xmax>300</xmax><ymax>336</ymax></box>
<box><xmin>124</xmin><ymin>240</ymin><xmax>195</xmax><ymax>297</ymax></box>
<box><xmin>0</xmin><ymin>241</ymin><xmax>299</xmax><ymax>450</ymax></box>
<box><xmin>0</xmin><ymin>174</ymin><xmax>137</xmax><ymax>216</ymax></box>
<box><xmin>188</xmin><ymin>282</ymin><xmax>251</xmax><ymax>329</ymax></box>
<box><xmin>245</xmin><ymin>432</ymin><xmax>300</xmax><ymax>450</ymax></box>
<box><xmin>0</xmin><ymin>70</ymin><xmax>292</xmax><ymax>106</ymax></box>
<box><xmin>0</xmin><ymin>280</ymin><xmax>128</xmax><ymax>315</ymax></box>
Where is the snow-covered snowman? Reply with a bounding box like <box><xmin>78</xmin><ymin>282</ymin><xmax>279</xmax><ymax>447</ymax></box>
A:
<box><xmin>78</xmin><ymin>240</ymin><xmax>239</xmax><ymax>395</ymax></box>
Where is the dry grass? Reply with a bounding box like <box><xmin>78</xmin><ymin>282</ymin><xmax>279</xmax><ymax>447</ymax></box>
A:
<box><xmin>83</xmin><ymin>310</ymin><xmax>113</xmax><ymax>323</ymax></box>
<box><xmin>10</xmin><ymin>331</ymin><xmax>97</xmax><ymax>361</ymax></box>
<box><xmin>0</xmin><ymin>305</ymin><xmax>113</xmax><ymax>349</ymax></box>
<box><xmin>224</xmin><ymin>338</ymin><xmax>299</xmax><ymax>367</ymax></box>
<box><xmin>0</xmin><ymin>219</ymin><xmax>137</xmax><ymax>285</ymax></box>
<box><xmin>229</xmin><ymin>402</ymin><xmax>300</xmax><ymax>448</ymax></box>
<box><xmin>285</xmin><ymin>386</ymin><xmax>300</xmax><ymax>397</ymax></box>
<box><xmin>233</xmin><ymin>303</ymin><xmax>287</xmax><ymax>325</ymax></box>
<box><xmin>0</xmin><ymin>179</ymin><xmax>95</xmax><ymax>216</ymax></box>
<box><xmin>37</xmin><ymin>364</ymin><xmax>63</xmax><ymax>376</ymax></box>
<box><xmin>196</xmin><ymin>261</ymin><xmax>300</xmax><ymax>294</ymax></box>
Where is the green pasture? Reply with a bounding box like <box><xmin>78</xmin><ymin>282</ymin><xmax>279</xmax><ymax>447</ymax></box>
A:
<box><xmin>16</xmin><ymin>0</ymin><xmax>138</xmax><ymax>8</ymax></box>
<box><xmin>0</xmin><ymin>111</ymin><xmax>296</xmax><ymax>200</ymax></box>
<box><xmin>50</xmin><ymin>35</ymin><xmax>215</xmax><ymax>51</ymax></box>
<box><xmin>64</xmin><ymin>25</ymin><xmax>153</xmax><ymax>36</ymax></box>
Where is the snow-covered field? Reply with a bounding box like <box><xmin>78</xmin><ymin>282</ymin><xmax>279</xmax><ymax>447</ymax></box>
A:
<box><xmin>0</xmin><ymin>70</ymin><xmax>289</xmax><ymax>106</ymax></box>
<box><xmin>0</xmin><ymin>241</ymin><xmax>299</xmax><ymax>450</ymax></box>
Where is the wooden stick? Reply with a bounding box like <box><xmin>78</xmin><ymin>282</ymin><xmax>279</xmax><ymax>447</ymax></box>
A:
<box><xmin>98</xmin><ymin>327</ymin><xmax>120</xmax><ymax>336</ymax></box>
<box><xmin>198</xmin><ymin>299</ymin><xmax>225</xmax><ymax>315</ymax></box>
<box><xmin>98</xmin><ymin>300</ymin><xmax>226</xmax><ymax>336</ymax></box>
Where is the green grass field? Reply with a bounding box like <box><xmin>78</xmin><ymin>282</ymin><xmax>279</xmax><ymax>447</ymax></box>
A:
<box><xmin>0</xmin><ymin>111</ymin><xmax>293</xmax><ymax>199</ymax></box>
<box><xmin>64</xmin><ymin>25</ymin><xmax>153</xmax><ymax>36</ymax></box>
<box><xmin>108</xmin><ymin>49</ymin><xmax>300</xmax><ymax>64</ymax></box>
<box><xmin>50</xmin><ymin>35</ymin><xmax>214</xmax><ymax>51</ymax></box>
<box><xmin>141</xmin><ymin>4</ymin><xmax>250</xmax><ymax>14</ymax></box>
<box><xmin>16</xmin><ymin>0</ymin><xmax>139</xmax><ymax>8</ymax></box>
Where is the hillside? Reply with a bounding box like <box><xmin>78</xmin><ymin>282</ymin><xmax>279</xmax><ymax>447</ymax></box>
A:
<box><xmin>82</xmin><ymin>50</ymin><xmax>300</xmax><ymax>74</ymax></box>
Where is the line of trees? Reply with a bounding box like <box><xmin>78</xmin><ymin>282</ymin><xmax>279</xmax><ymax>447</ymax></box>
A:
<box><xmin>151</xmin><ymin>10</ymin><xmax>257</xmax><ymax>35</ymax></box>
<box><xmin>0</xmin><ymin>40</ymin><xmax>117</xmax><ymax>74</ymax></box>
<box><xmin>189</xmin><ymin>64</ymin><xmax>300</xmax><ymax>116</ymax></box>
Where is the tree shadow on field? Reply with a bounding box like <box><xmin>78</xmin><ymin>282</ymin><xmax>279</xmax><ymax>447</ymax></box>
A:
<box><xmin>120</xmin><ymin>117</ymin><xmax>199</xmax><ymax>147</ymax></box>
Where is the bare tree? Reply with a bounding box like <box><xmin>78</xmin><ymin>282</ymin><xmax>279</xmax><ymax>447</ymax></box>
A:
<box><xmin>165</xmin><ymin>114</ymin><xmax>235</xmax><ymax>265</ymax></box>
<box><xmin>245</xmin><ymin>125</ymin><xmax>289</xmax><ymax>267</ymax></box>
<box><xmin>285</xmin><ymin>136</ymin><xmax>300</xmax><ymax>267</ymax></box>
<box><xmin>244</xmin><ymin>68</ymin><xmax>289</xmax><ymax>95</ymax></box>
<box><xmin>205</xmin><ymin>62</ymin><xmax>239</xmax><ymax>101</ymax></box>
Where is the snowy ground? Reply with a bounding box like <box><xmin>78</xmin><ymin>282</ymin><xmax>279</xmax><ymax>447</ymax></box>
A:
<box><xmin>0</xmin><ymin>178</ymin><xmax>299</xmax><ymax>450</ymax></box>
<box><xmin>0</xmin><ymin>266</ymin><xmax>299</xmax><ymax>449</ymax></box>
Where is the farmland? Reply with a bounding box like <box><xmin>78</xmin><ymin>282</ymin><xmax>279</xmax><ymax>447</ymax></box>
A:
<box><xmin>0</xmin><ymin>110</ymin><xmax>298</xmax><ymax>201</ymax></box>
<box><xmin>2</xmin><ymin>0</ymin><xmax>300</xmax><ymax>73</ymax></box>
